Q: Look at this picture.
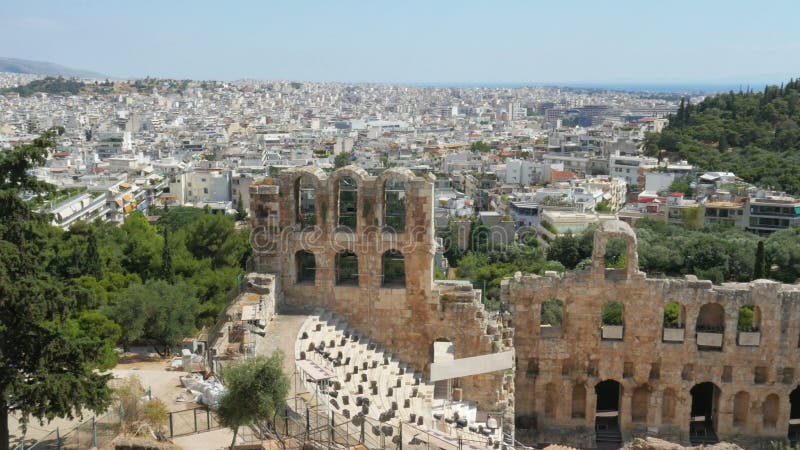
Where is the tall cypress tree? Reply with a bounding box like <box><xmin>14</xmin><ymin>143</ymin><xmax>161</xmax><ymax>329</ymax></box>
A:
<box><xmin>161</xmin><ymin>227</ymin><xmax>174</xmax><ymax>283</ymax></box>
<box><xmin>754</xmin><ymin>240</ymin><xmax>766</xmax><ymax>280</ymax></box>
<box><xmin>85</xmin><ymin>231</ymin><xmax>102</xmax><ymax>278</ymax></box>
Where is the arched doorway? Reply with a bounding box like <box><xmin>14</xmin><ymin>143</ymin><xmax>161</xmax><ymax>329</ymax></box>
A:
<box><xmin>690</xmin><ymin>382</ymin><xmax>720</xmax><ymax>444</ymax></box>
<box><xmin>595</xmin><ymin>380</ymin><xmax>622</xmax><ymax>445</ymax></box>
<box><xmin>790</xmin><ymin>387</ymin><xmax>800</xmax><ymax>443</ymax></box>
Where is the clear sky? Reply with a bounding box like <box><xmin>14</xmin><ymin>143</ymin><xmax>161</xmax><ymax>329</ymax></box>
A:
<box><xmin>1</xmin><ymin>0</ymin><xmax>799</xmax><ymax>86</ymax></box>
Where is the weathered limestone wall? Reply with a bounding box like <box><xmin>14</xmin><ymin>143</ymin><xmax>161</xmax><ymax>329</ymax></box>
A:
<box><xmin>504</xmin><ymin>220</ymin><xmax>800</xmax><ymax>448</ymax></box>
<box><xmin>250</xmin><ymin>167</ymin><xmax>514</xmax><ymax>417</ymax></box>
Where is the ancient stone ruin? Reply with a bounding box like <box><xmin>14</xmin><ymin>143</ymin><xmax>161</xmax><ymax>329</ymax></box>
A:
<box><xmin>505</xmin><ymin>220</ymin><xmax>800</xmax><ymax>448</ymax></box>
<box><xmin>249</xmin><ymin>166</ymin><xmax>514</xmax><ymax>425</ymax></box>
<box><xmin>251</xmin><ymin>168</ymin><xmax>800</xmax><ymax>448</ymax></box>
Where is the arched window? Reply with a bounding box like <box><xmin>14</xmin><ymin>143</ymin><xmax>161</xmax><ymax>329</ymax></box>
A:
<box><xmin>662</xmin><ymin>388</ymin><xmax>676</xmax><ymax>424</ymax></box>
<box><xmin>382</xmin><ymin>249</ymin><xmax>405</xmax><ymax>287</ymax></box>
<box><xmin>601</xmin><ymin>300</ymin><xmax>624</xmax><ymax>340</ymax></box>
<box><xmin>544</xmin><ymin>383</ymin><xmax>558</xmax><ymax>418</ymax></box>
<box><xmin>541</xmin><ymin>298</ymin><xmax>564</xmax><ymax>327</ymax></box>
<box><xmin>602</xmin><ymin>301</ymin><xmax>624</xmax><ymax>326</ymax></box>
<box><xmin>763</xmin><ymin>394</ymin><xmax>779</xmax><ymax>428</ymax></box>
<box><xmin>733</xmin><ymin>391</ymin><xmax>749</xmax><ymax>426</ymax></box>
<box><xmin>296</xmin><ymin>250</ymin><xmax>315</xmax><ymax>284</ymax></box>
<box><xmin>336</xmin><ymin>250</ymin><xmax>358</xmax><ymax>285</ymax></box>
<box><xmin>296</xmin><ymin>176</ymin><xmax>316</xmax><ymax>228</ymax></box>
<box><xmin>571</xmin><ymin>384</ymin><xmax>586</xmax><ymax>419</ymax></box>
<box><xmin>631</xmin><ymin>386</ymin><xmax>649</xmax><ymax>422</ymax></box>
<box><xmin>338</xmin><ymin>176</ymin><xmax>357</xmax><ymax>229</ymax></box>
<box><xmin>696</xmin><ymin>303</ymin><xmax>725</xmax><ymax>332</ymax></box>
<box><xmin>541</xmin><ymin>298</ymin><xmax>564</xmax><ymax>339</ymax></box>
<box><xmin>737</xmin><ymin>304</ymin><xmax>760</xmax><ymax>332</ymax></box>
<box><xmin>384</xmin><ymin>179</ymin><xmax>406</xmax><ymax>232</ymax></box>
<box><xmin>663</xmin><ymin>302</ymin><xmax>685</xmax><ymax>328</ymax></box>
<box><xmin>603</xmin><ymin>237</ymin><xmax>628</xmax><ymax>269</ymax></box>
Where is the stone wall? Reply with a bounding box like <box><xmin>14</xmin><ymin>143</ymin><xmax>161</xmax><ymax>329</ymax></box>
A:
<box><xmin>249</xmin><ymin>166</ymin><xmax>514</xmax><ymax>418</ymax></box>
<box><xmin>504</xmin><ymin>220</ymin><xmax>800</xmax><ymax>448</ymax></box>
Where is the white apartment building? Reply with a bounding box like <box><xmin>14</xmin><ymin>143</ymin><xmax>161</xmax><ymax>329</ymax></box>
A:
<box><xmin>609</xmin><ymin>153</ymin><xmax>658</xmax><ymax>188</ymax></box>
<box><xmin>502</xmin><ymin>159</ymin><xmax>557</xmax><ymax>185</ymax></box>
<box><xmin>168</xmin><ymin>169</ymin><xmax>232</xmax><ymax>207</ymax></box>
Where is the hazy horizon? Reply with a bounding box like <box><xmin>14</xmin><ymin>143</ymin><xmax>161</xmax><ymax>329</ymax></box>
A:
<box><xmin>2</xmin><ymin>0</ymin><xmax>799</xmax><ymax>88</ymax></box>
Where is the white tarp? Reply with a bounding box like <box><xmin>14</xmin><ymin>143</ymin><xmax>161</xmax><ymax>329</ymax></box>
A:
<box><xmin>180</xmin><ymin>373</ymin><xmax>225</xmax><ymax>408</ymax></box>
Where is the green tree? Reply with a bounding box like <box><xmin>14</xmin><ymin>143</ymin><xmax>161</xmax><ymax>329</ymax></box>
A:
<box><xmin>547</xmin><ymin>233</ymin><xmax>584</xmax><ymax>269</ymax></box>
<box><xmin>161</xmin><ymin>228</ymin><xmax>174</xmax><ymax>283</ymax></box>
<box><xmin>85</xmin><ymin>231</ymin><xmax>102</xmax><ymax>278</ymax></box>
<box><xmin>112</xmin><ymin>280</ymin><xmax>198</xmax><ymax>355</ymax></box>
<box><xmin>235</xmin><ymin>193</ymin><xmax>248</xmax><ymax>221</ymax></box>
<box><xmin>764</xmin><ymin>227</ymin><xmax>800</xmax><ymax>283</ymax></box>
<box><xmin>540</xmin><ymin>298</ymin><xmax>563</xmax><ymax>327</ymax></box>
<box><xmin>217</xmin><ymin>353</ymin><xmax>290</xmax><ymax>449</ymax></box>
<box><xmin>595</xmin><ymin>201</ymin><xmax>612</xmax><ymax>213</ymax></box>
<box><xmin>118</xmin><ymin>212</ymin><xmax>163</xmax><ymax>279</ymax></box>
<box><xmin>65</xmin><ymin>310</ymin><xmax>122</xmax><ymax>370</ymax></box>
<box><xmin>185</xmin><ymin>213</ymin><xmax>250</xmax><ymax>269</ymax></box>
<box><xmin>663</xmin><ymin>302</ymin><xmax>682</xmax><ymax>328</ymax></box>
<box><xmin>156</xmin><ymin>207</ymin><xmax>207</xmax><ymax>232</ymax></box>
<box><xmin>601</xmin><ymin>301</ymin><xmax>624</xmax><ymax>325</ymax></box>
<box><xmin>668</xmin><ymin>176</ymin><xmax>694</xmax><ymax>197</ymax></box>
<box><xmin>0</xmin><ymin>128</ymin><xmax>112</xmax><ymax>450</ymax></box>
<box><xmin>470</xmin><ymin>140</ymin><xmax>491</xmax><ymax>152</ymax></box>
<box><xmin>334</xmin><ymin>152</ymin><xmax>351</xmax><ymax>168</ymax></box>
<box><xmin>737</xmin><ymin>305</ymin><xmax>756</xmax><ymax>331</ymax></box>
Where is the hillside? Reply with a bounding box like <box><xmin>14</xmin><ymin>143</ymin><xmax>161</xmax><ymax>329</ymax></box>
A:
<box><xmin>645</xmin><ymin>78</ymin><xmax>800</xmax><ymax>194</ymax></box>
<box><xmin>2</xmin><ymin>76</ymin><xmax>88</xmax><ymax>97</ymax></box>
<box><xmin>0</xmin><ymin>56</ymin><xmax>107</xmax><ymax>79</ymax></box>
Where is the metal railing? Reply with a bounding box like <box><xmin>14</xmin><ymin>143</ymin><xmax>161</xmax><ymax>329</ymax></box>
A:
<box><xmin>259</xmin><ymin>395</ymin><xmax>502</xmax><ymax>450</ymax></box>
<box><xmin>13</xmin><ymin>410</ymin><xmax>121</xmax><ymax>450</ymax></box>
<box><xmin>167</xmin><ymin>406</ymin><xmax>221</xmax><ymax>438</ymax></box>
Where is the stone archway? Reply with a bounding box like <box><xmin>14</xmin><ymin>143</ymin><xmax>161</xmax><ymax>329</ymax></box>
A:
<box><xmin>595</xmin><ymin>379</ymin><xmax>622</xmax><ymax>446</ymax></box>
<box><xmin>690</xmin><ymin>382</ymin><xmax>720</xmax><ymax>443</ymax></box>
<box><xmin>595</xmin><ymin>380</ymin><xmax>621</xmax><ymax>428</ymax></box>
<box><xmin>790</xmin><ymin>387</ymin><xmax>800</xmax><ymax>443</ymax></box>
<box><xmin>591</xmin><ymin>220</ymin><xmax>639</xmax><ymax>280</ymax></box>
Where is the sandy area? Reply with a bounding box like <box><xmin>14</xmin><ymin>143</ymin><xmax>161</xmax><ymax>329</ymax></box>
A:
<box><xmin>8</xmin><ymin>314</ymin><xmax>309</xmax><ymax>450</ymax></box>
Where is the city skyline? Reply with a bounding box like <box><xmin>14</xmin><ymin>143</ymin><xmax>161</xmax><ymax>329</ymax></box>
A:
<box><xmin>2</xmin><ymin>0</ymin><xmax>799</xmax><ymax>86</ymax></box>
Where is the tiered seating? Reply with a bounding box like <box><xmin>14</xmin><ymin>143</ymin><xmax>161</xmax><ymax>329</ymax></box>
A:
<box><xmin>295</xmin><ymin>311</ymin><xmax>504</xmax><ymax>448</ymax></box>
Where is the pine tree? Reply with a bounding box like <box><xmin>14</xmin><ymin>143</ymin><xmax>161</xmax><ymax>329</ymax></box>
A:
<box><xmin>677</xmin><ymin>99</ymin><xmax>685</xmax><ymax>126</ymax></box>
<box><xmin>0</xmin><ymin>128</ymin><xmax>111</xmax><ymax>450</ymax></box>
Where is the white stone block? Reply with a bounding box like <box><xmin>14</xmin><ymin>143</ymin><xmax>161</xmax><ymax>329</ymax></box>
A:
<box><xmin>697</xmin><ymin>331</ymin><xmax>724</xmax><ymax>348</ymax></box>
<box><xmin>601</xmin><ymin>325</ymin><xmax>624</xmax><ymax>340</ymax></box>
<box><xmin>737</xmin><ymin>331</ymin><xmax>761</xmax><ymax>347</ymax></box>
<box><xmin>662</xmin><ymin>327</ymin><xmax>685</xmax><ymax>343</ymax></box>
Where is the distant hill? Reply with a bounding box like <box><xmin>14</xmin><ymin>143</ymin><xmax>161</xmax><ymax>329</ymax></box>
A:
<box><xmin>2</xmin><ymin>77</ymin><xmax>88</xmax><ymax>97</ymax></box>
<box><xmin>0</xmin><ymin>57</ymin><xmax>107</xmax><ymax>79</ymax></box>
<box><xmin>645</xmin><ymin>78</ymin><xmax>800</xmax><ymax>195</ymax></box>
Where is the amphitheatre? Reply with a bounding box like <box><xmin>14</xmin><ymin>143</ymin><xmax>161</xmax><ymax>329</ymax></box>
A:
<box><xmin>244</xmin><ymin>165</ymin><xmax>800</xmax><ymax>449</ymax></box>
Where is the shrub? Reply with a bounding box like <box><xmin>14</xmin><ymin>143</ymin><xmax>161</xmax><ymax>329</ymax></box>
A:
<box><xmin>602</xmin><ymin>301</ymin><xmax>624</xmax><ymax>326</ymax></box>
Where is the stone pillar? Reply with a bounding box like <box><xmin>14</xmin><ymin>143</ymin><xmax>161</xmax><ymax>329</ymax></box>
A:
<box><xmin>619</xmin><ymin>390</ymin><xmax>632</xmax><ymax>430</ymax></box>
<box><xmin>249</xmin><ymin>184</ymin><xmax>281</xmax><ymax>274</ymax></box>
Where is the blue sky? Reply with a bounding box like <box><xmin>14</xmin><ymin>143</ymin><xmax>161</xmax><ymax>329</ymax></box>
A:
<box><xmin>1</xmin><ymin>0</ymin><xmax>799</xmax><ymax>85</ymax></box>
